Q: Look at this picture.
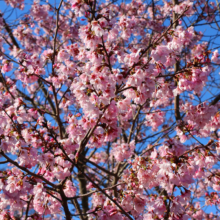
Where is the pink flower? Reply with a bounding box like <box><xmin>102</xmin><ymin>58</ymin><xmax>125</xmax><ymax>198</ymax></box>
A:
<box><xmin>2</xmin><ymin>60</ymin><xmax>13</xmax><ymax>73</ymax></box>
<box><xmin>57</xmin><ymin>49</ymin><xmax>70</xmax><ymax>62</ymax></box>
<box><xmin>64</xmin><ymin>180</ymin><xmax>77</xmax><ymax>197</ymax></box>
<box><xmin>91</xmin><ymin>21</ymin><xmax>105</xmax><ymax>37</ymax></box>
<box><xmin>134</xmin><ymin>195</ymin><xmax>145</xmax><ymax>213</ymax></box>
<box><xmin>33</xmin><ymin>183</ymin><xmax>44</xmax><ymax>195</ymax></box>
<box><xmin>211</xmin><ymin>50</ymin><xmax>220</xmax><ymax>64</ymax></box>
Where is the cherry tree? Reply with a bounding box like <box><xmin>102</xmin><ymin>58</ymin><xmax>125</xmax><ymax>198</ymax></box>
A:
<box><xmin>0</xmin><ymin>0</ymin><xmax>220</xmax><ymax>219</ymax></box>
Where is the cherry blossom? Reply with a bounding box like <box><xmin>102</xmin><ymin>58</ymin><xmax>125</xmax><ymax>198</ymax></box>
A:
<box><xmin>0</xmin><ymin>0</ymin><xmax>220</xmax><ymax>219</ymax></box>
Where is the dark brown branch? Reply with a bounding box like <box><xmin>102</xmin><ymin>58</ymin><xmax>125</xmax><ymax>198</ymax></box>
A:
<box><xmin>164</xmin><ymin>185</ymin><xmax>175</xmax><ymax>220</ymax></box>
<box><xmin>210</xmin><ymin>93</ymin><xmax>220</xmax><ymax>106</ymax></box>
<box><xmin>59</xmin><ymin>185</ymin><xmax>72</xmax><ymax>220</ymax></box>
<box><xmin>52</xmin><ymin>0</ymin><xmax>64</xmax><ymax>63</ymax></box>
<box><xmin>76</xmin><ymin>104</ymin><xmax>109</xmax><ymax>160</ymax></box>
<box><xmin>1</xmin><ymin>14</ymin><xmax>20</xmax><ymax>49</ymax></box>
<box><xmin>46</xmin><ymin>190</ymin><xmax>62</xmax><ymax>203</ymax></box>
<box><xmin>101</xmin><ymin>36</ymin><xmax>114</xmax><ymax>75</ymax></box>
<box><xmin>72</xmin><ymin>198</ymin><xmax>85</xmax><ymax>220</ymax></box>
<box><xmin>82</xmin><ymin>157</ymin><xmax>116</xmax><ymax>176</ymax></box>
<box><xmin>0</xmin><ymin>151</ymin><xmax>57</xmax><ymax>188</ymax></box>
<box><xmin>24</xmin><ymin>195</ymin><xmax>33</xmax><ymax>220</ymax></box>
<box><xmin>127</xmin><ymin>105</ymin><xmax>142</xmax><ymax>144</ymax></box>
<box><xmin>179</xmin><ymin>141</ymin><xmax>213</xmax><ymax>159</ymax></box>
<box><xmin>173</xmin><ymin>0</ymin><xmax>181</xmax><ymax>122</ymax></box>
<box><xmin>76</xmin><ymin>165</ymin><xmax>133</xmax><ymax>220</ymax></box>
<box><xmin>78</xmin><ymin>158</ymin><xmax>89</xmax><ymax>218</ymax></box>
<box><xmin>67</xmin><ymin>182</ymin><xmax>125</xmax><ymax>200</ymax></box>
